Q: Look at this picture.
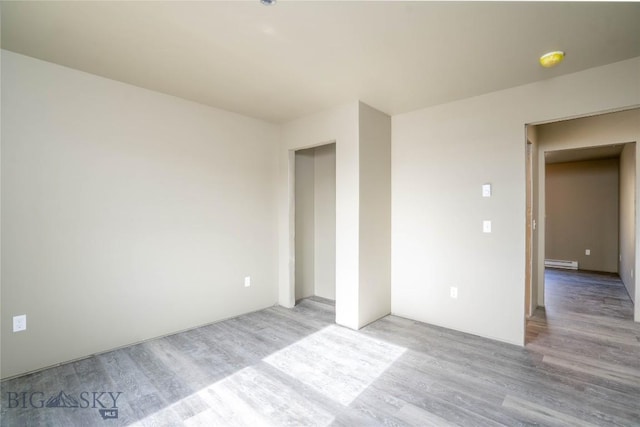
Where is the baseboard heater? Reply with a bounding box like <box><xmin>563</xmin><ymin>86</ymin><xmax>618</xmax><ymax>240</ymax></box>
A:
<box><xmin>544</xmin><ymin>259</ymin><xmax>578</xmax><ymax>270</ymax></box>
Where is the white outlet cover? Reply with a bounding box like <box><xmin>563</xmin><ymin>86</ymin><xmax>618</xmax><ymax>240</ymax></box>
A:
<box><xmin>244</xmin><ymin>276</ymin><xmax>251</xmax><ymax>287</ymax></box>
<box><xmin>483</xmin><ymin>220</ymin><xmax>492</xmax><ymax>233</ymax></box>
<box><xmin>450</xmin><ymin>287</ymin><xmax>458</xmax><ymax>299</ymax></box>
<box><xmin>13</xmin><ymin>315</ymin><xmax>27</xmax><ymax>332</ymax></box>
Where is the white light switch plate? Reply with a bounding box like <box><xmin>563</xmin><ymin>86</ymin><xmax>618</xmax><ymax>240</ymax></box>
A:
<box><xmin>13</xmin><ymin>315</ymin><xmax>27</xmax><ymax>332</ymax></box>
<box><xmin>482</xmin><ymin>184</ymin><xmax>492</xmax><ymax>197</ymax></box>
<box><xmin>483</xmin><ymin>220</ymin><xmax>492</xmax><ymax>233</ymax></box>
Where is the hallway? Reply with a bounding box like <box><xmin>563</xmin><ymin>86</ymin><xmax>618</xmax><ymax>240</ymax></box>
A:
<box><xmin>526</xmin><ymin>269</ymin><xmax>640</xmax><ymax>422</ymax></box>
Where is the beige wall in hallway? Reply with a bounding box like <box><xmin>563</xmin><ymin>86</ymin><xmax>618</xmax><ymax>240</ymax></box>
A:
<box><xmin>546</xmin><ymin>159</ymin><xmax>619</xmax><ymax>273</ymax></box>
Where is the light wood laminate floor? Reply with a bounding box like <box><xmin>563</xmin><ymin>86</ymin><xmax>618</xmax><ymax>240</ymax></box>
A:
<box><xmin>2</xmin><ymin>269</ymin><xmax>639</xmax><ymax>426</ymax></box>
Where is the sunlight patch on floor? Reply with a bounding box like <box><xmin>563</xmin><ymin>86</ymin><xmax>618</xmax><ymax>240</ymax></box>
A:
<box><xmin>184</xmin><ymin>366</ymin><xmax>334</xmax><ymax>426</ymax></box>
<box><xmin>264</xmin><ymin>324</ymin><xmax>407</xmax><ymax>406</ymax></box>
<box><xmin>128</xmin><ymin>324</ymin><xmax>405</xmax><ymax>426</ymax></box>
<box><xmin>130</xmin><ymin>365</ymin><xmax>334</xmax><ymax>427</ymax></box>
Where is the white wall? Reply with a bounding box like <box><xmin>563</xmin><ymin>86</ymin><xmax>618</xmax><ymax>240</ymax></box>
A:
<box><xmin>620</xmin><ymin>143</ymin><xmax>636</xmax><ymax>302</ymax></box>
<box><xmin>358</xmin><ymin>103</ymin><xmax>391</xmax><ymax>326</ymax></box>
<box><xmin>3</xmin><ymin>49</ymin><xmax>639</xmax><ymax>381</ymax></box>
<box><xmin>294</xmin><ymin>149</ymin><xmax>316</xmax><ymax>300</ymax></box>
<box><xmin>1</xmin><ymin>51</ymin><xmax>280</xmax><ymax>379</ymax></box>
<box><xmin>392</xmin><ymin>57</ymin><xmax>640</xmax><ymax>345</ymax></box>
<box><xmin>314</xmin><ymin>144</ymin><xmax>336</xmax><ymax>300</ymax></box>
<box><xmin>279</xmin><ymin>102</ymin><xmax>360</xmax><ymax>328</ymax></box>
<box><xmin>536</xmin><ymin>109</ymin><xmax>640</xmax><ymax>312</ymax></box>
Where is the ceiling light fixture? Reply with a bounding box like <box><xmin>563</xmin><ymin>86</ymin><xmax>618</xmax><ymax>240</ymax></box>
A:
<box><xmin>539</xmin><ymin>51</ymin><xmax>565</xmax><ymax>68</ymax></box>
<box><xmin>260</xmin><ymin>0</ymin><xmax>276</xmax><ymax>5</ymax></box>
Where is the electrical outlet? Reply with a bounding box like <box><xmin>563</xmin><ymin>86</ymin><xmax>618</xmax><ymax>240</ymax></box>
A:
<box><xmin>483</xmin><ymin>220</ymin><xmax>492</xmax><ymax>233</ymax></box>
<box><xmin>450</xmin><ymin>287</ymin><xmax>458</xmax><ymax>299</ymax></box>
<box><xmin>13</xmin><ymin>315</ymin><xmax>27</xmax><ymax>332</ymax></box>
<box><xmin>585</xmin><ymin>249</ymin><xmax>590</xmax><ymax>256</ymax></box>
<box><xmin>244</xmin><ymin>276</ymin><xmax>251</xmax><ymax>287</ymax></box>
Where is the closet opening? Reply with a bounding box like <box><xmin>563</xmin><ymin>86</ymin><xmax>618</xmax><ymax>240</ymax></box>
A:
<box><xmin>294</xmin><ymin>143</ymin><xmax>336</xmax><ymax>304</ymax></box>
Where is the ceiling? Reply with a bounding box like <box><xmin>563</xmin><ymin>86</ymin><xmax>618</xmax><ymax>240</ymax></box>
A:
<box><xmin>545</xmin><ymin>144</ymin><xmax>625</xmax><ymax>165</ymax></box>
<box><xmin>2</xmin><ymin>1</ymin><xmax>640</xmax><ymax>123</ymax></box>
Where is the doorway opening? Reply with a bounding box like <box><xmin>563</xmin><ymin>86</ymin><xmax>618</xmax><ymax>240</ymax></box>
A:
<box><xmin>541</xmin><ymin>144</ymin><xmax>636</xmax><ymax>313</ymax></box>
<box><xmin>543</xmin><ymin>147</ymin><xmax>628</xmax><ymax>317</ymax></box>
<box><xmin>294</xmin><ymin>143</ymin><xmax>336</xmax><ymax>304</ymax></box>
<box><xmin>526</xmin><ymin>109</ymin><xmax>639</xmax><ymax>345</ymax></box>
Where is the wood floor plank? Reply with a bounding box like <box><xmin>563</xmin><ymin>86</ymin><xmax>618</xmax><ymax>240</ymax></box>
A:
<box><xmin>502</xmin><ymin>394</ymin><xmax>599</xmax><ymax>427</ymax></box>
<box><xmin>394</xmin><ymin>402</ymin><xmax>457</xmax><ymax>427</ymax></box>
<box><xmin>541</xmin><ymin>355</ymin><xmax>640</xmax><ymax>388</ymax></box>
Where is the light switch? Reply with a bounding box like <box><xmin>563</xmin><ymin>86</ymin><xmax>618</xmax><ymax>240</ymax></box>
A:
<box><xmin>13</xmin><ymin>315</ymin><xmax>27</xmax><ymax>332</ymax></box>
<box><xmin>483</xmin><ymin>220</ymin><xmax>492</xmax><ymax>233</ymax></box>
<box><xmin>482</xmin><ymin>184</ymin><xmax>492</xmax><ymax>198</ymax></box>
<box><xmin>585</xmin><ymin>249</ymin><xmax>591</xmax><ymax>256</ymax></box>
